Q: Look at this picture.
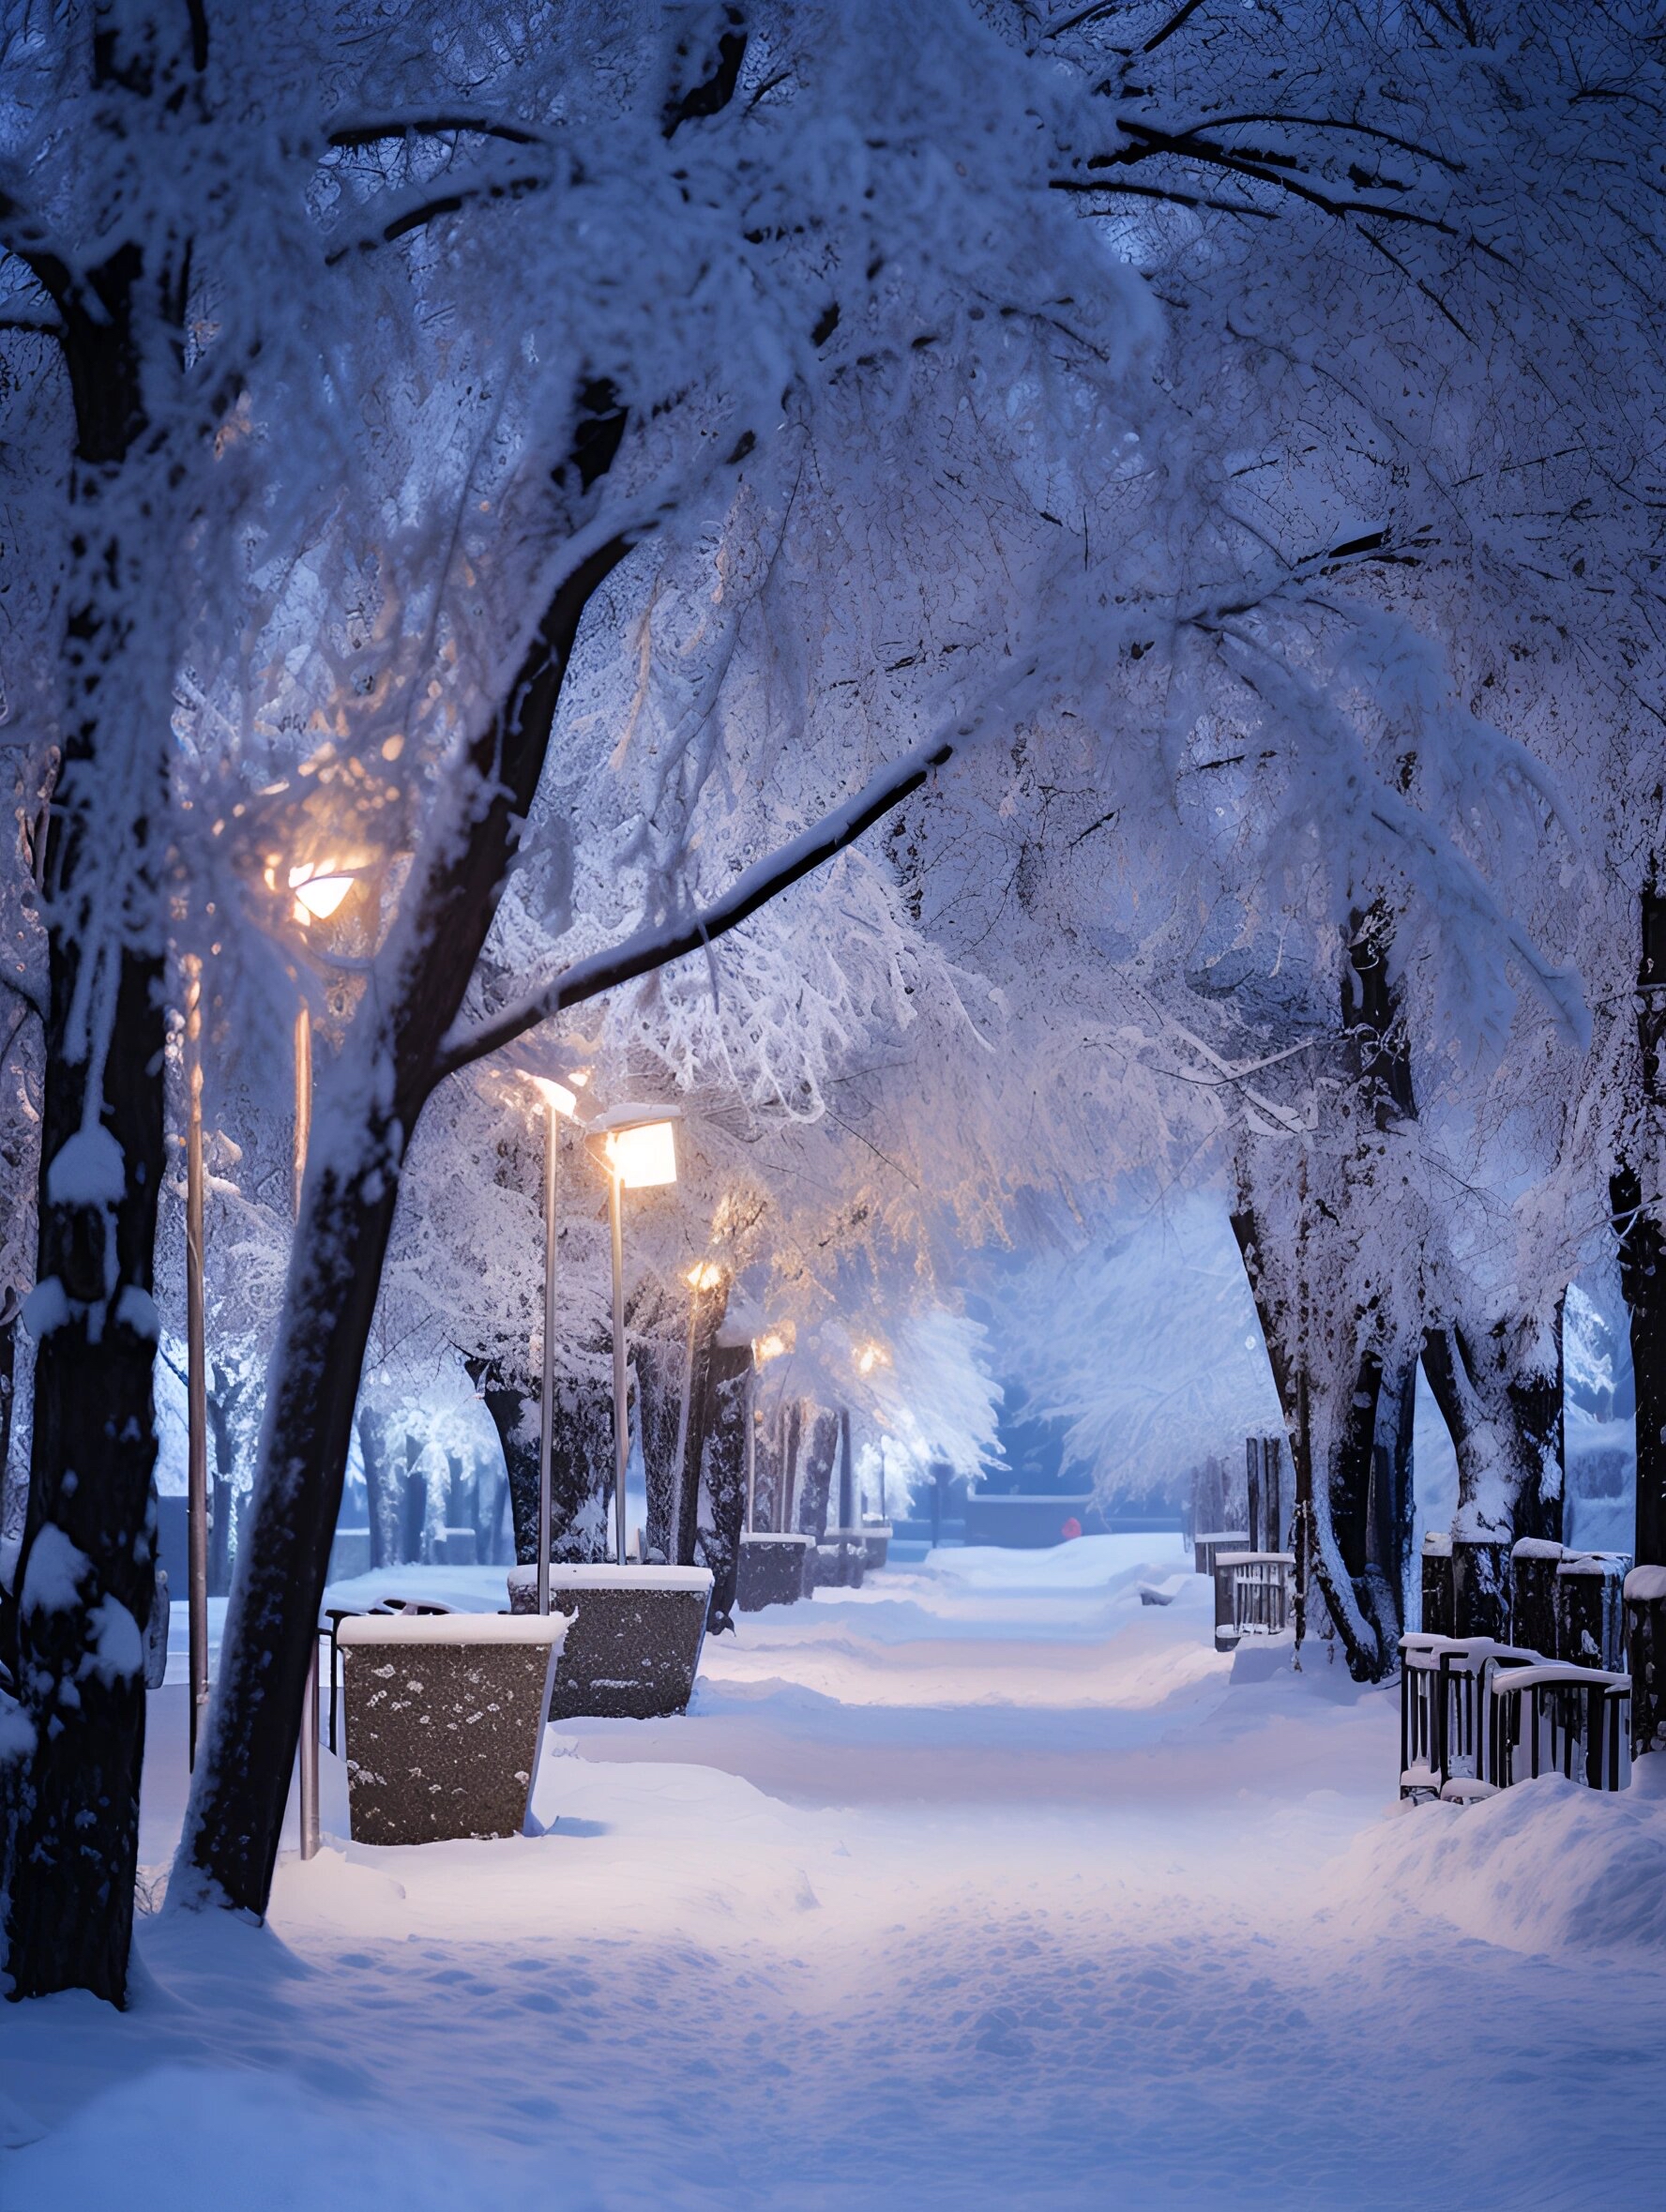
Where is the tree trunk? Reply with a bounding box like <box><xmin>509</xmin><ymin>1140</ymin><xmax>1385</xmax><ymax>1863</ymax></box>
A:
<box><xmin>693</xmin><ymin>1343</ymin><xmax>751</xmax><ymax>1630</ymax></box>
<box><xmin>0</xmin><ymin>7</ymin><xmax>211</xmax><ymax>2003</ymax></box>
<box><xmin>637</xmin><ymin>1339</ymin><xmax>683</xmax><ymax>1565</ymax></box>
<box><xmin>356</xmin><ymin>1406</ymin><xmax>401</xmax><ymax>1572</ymax></box>
<box><xmin>1422</xmin><ymin>1307</ymin><xmax>1566</xmax><ymax>1634</ymax></box>
<box><xmin>1230</xmin><ymin>1201</ymin><xmax>1386</xmax><ymax>1679</ymax></box>
<box><xmin>795</xmin><ymin>1410</ymin><xmax>840</xmax><ymax>1542</ymax></box>
<box><xmin>5</xmin><ymin>944</ymin><xmax>165</xmax><ymax>2007</ymax></box>
<box><xmin>669</xmin><ymin>1284</ymin><xmax>730</xmax><ymax>1568</ymax></box>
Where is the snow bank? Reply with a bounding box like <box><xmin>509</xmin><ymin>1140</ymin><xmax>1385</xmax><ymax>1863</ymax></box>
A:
<box><xmin>0</xmin><ymin>2064</ymin><xmax>585</xmax><ymax>2212</ymax></box>
<box><xmin>1331</xmin><ymin>1774</ymin><xmax>1666</xmax><ymax>1956</ymax></box>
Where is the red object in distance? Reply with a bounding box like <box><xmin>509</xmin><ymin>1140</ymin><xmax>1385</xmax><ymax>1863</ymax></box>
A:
<box><xmin>1060</xmin><ymin>1516</ymin><xmax>1082</xmax><ymax>1541</ymax></box>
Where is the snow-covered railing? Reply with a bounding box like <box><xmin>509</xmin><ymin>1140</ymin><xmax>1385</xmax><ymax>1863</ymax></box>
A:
<box><xmin>1399</xmin><ymin>1633</ymin><xmax>1630</xmax><ymax>1802</ymax></box>
<box><xmin>1490</xmin><ymin>1664</ymin><xmax>1631</xmax><ymax>1794</ymax></box>
<box><xmin>1399</xmin><ymin>1635</ymin><xmax>1537</xmax><ymax>1802</ymax></box>
<box><xmin>1214</xmin><ymin>1552</ymin><xmax>1295</xmax><ymax>1652</ymax></box>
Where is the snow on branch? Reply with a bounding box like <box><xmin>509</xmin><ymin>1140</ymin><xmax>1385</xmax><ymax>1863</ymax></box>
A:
<box><xmin>434</xmin><ymin>718</ymin><xmax>985</xmax><ymax>1083</ymax></box>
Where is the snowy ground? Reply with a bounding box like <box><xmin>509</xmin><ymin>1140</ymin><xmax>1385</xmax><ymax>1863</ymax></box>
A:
<box><xmin>4</xmin><ymin>1535</ymin><xmax>1664</xmax><ymax>2210</ymax></box>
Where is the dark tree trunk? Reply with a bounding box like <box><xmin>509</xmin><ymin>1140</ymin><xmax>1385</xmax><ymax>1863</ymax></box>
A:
<box><xmin>205</xmin><ymin>1363</ymin><xmax>247</xmax><ymax>1596</ymax></box>
<box><xmin>670</xmin><ymin>1287</ymin><xmax>730</xmax><ymax>1568</ymax></box>
<box><xmin>1365</xmin><ymin>1360</ymin><xmax>1416</xmax><ymax>1645</ymax></box>
<box><xmin>795</xmin><ymin>1410</ymin><xmax>840</xmax><ymax>1541</ymax></box>
<box><xmin>1229</xmin><ymin>1201</ymin><xmax>1387</xmax><ymax>1677</ymax></box>
<box><xmin>637</xmin><ymin>1339</ymin><xmax>683</xmax><ymax>1565</ymax></box>
<box><xmin>400</xmin><ymin>1432</ymin><xmax>428</xmax><ymax>1564</ymax></box>
<box><xmin>693</xmin><ymin>1344</ymin><xmax>751</xmax><ymax>1630</ymax></box>
<box><xmin>0</xmin><ymin>10</ymin><xmax>208</xmax><ymax>2005</ymax></box>
<box><xmin>356</xmin><ymin>1406</ymin><xmax>401</xmax><ymax>1572</ymax></box>
<box><xmin>465</xmin><ymin>1367</ymin><xmax>538</xmax><ymax>1567</ymax></box>
<box><xmin>6</xmin><ymin>944</ymin><xmax>164</xmax><ymax>2007</ymax></box>
<box><xmin>1422</xmin><ymin>1310</ymin><xmax>1566</xmax><ymax>1635</ymax></box>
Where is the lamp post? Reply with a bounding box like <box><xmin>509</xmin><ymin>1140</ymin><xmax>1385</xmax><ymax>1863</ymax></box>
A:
<box><xmin>592</xmin><ymin>1114</ymin><xmax>679</xmax><ymax>1566</ymax></box>
<box><xmin>521</xmin><ymin>1074</ymin><xmax>583</xmax><ymax>1614</ymax></box>
<box><xmin>287</xmin><ymin>861</ymin><xmax>359</xmax><ymax>1862</ymax></box>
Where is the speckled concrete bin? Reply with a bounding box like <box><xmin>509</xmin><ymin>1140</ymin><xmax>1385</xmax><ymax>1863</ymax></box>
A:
<box><xmin>806</xmin><ymin>1533</ymin><xmax>867</xmax><ymax>1591</ymax></box>
<box><xmin>338</xmin><ymin>1613</ymin><xmax>568</xmax><ymax>1847</ymax></box>
<box><xmin>737</xmin><ymin>1533</ymin><xmax>812</xmax><ymax>1612</ymax></box>
<box><xmin>861</xmin><ymin>1521</ymin><xmax>892</xmax><ymax>1572</ymax></box>
<box><xmin>507</xmin><ymin>1565</ymin><xmax>714</xmax><ymax>1720</ymax></box>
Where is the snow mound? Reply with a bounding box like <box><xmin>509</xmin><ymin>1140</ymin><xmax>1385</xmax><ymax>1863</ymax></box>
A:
<box><xmin>0</xmin><ymin>2064</ymin><xmax>592</xmax><ymax>2212</ymax></box>
<box><xmin>1331</xmin><ymin>1773</ymin><xmax>1666</xmax><ymax>1957</ymax></box>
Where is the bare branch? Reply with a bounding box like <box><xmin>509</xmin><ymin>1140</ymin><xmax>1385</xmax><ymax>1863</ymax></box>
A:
<box><xmin>326</xmin><ymin>114</ymin><xmax>547</xmax><ymax>150</ymax></box>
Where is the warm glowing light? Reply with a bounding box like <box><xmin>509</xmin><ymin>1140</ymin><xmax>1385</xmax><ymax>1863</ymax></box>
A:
<box><xmin>856</xmin><ymin>1339</ymin><xmax>891</xmax><ymax>1377</ymax></box>
<box><xmin>289</xmin><ymin>866</ymin><xmax>356</xmax><ymax>923</ymax></box>
<box><xmin>686</xmin><ymin>1261</ymin><xmax>725</xmax><ymax>1292</ymax></box>
<box><xmin>528</xmin><ymin>1076</ymin><xmax>579</xmax><ymax>1120</ymax></box>
<box><xmin>753</xmin><ymin>1322</ymin><xmax>795</xmax><ymax>1367</ymax></box>
<box><xmin>604</xmin><ymin>1119</ymin><xmax>678</xmax><ymax>1189</ymax></box>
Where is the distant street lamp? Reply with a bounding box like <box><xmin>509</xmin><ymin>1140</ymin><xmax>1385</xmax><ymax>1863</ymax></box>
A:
<box><xmin>591</xmin><ymin>1111</ymin><xmax>679</xmax><ymax>1566</ymax></box>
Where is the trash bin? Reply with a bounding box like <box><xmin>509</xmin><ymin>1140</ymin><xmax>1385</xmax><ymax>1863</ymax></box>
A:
<box><xmin>339</xmin><ymin>1611</ymin><xmax>568</xmax><ymax>1846</ymax></box>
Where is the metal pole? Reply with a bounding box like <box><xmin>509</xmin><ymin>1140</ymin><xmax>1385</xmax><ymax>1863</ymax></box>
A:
<box><xmin>538</xmin><ymin>1101</ymin><xmax>557</xmax><ymax>1616</ymax></box>
<box><xmin>670</xmin><ymin>1281</ymin><xmax>702</xmax><ymax>1565</ymax></box>
<box><xmin>185</xmin><ymin>957</ymin><xmax>209</xmax><ymax>1768</ymax></box>
<box><xmin>295</xmin><ymin>1002</ymin><xmax>320</xmax><ymax>1861</ymax></box>
<box><xmin>610</xmin><ymin>1169</ymin><xmax>628</xmax><ymax>1567</ymax></box>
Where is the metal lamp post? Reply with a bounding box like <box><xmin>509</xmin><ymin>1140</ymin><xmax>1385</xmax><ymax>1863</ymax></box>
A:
<box><xmin>287</xmin><ymin>862</ymin><xmax>360</xmax><ymax>1860</ymax></box>
<box><xmin>522</xmin><ymin>1074</ymin><xmax>583</xmax><ymax>1615</ymax></box>
<box><xmin>592</xmin><ymin>1114</ymin><xmax>679</xmax><ymax>1566</ymax></box>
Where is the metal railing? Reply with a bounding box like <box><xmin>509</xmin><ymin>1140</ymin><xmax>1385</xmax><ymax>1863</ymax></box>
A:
<box><xmin>1399</xmin><ymin>1633</ymin><xmax>1629</xmax><ymax>1801</ymax></box>
<box><xmin>1399</xmin><ymin>1635</ymin><xmax>1537</xmax><ymax>1800</ymax></box>
<box><xmin>1490</xmin><ymin>1664</ymin><xmax>1630</xmax><ymax>1793</ymax></box>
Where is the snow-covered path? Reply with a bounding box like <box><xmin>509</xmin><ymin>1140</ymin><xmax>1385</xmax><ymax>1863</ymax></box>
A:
<box><xmin>4</xmin><ymin>1537</ymin><xmax>1663</xmax><ymax>2209</ymax></box>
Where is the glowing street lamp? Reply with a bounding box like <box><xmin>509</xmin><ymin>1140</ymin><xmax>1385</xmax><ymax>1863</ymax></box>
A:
<box><xmin>855</xmin><ymin>1338</ymin><xmax>891</xmax><ymax>1378</ymax></box>
<box><xmin>519</xmin><ymin>1067</ymin><xmax>585</xmax><ymax>1616</ymax></box>
<box><xmin>591</xmin><ymin>1110</ymin><xmax>679</xmax><ymax>1565</ymax></box>
<box><xmin>289</xmin><ymin>867</ymin><xmax>357</xmax><ymax>924</ymax></box>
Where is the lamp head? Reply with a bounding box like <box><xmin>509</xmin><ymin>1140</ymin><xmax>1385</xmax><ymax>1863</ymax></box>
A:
<box><xmin>288</xmin><ymin>865</ymin><xmax>357</xmax><ymax>924</ymax></box>
<box><xmin>528</xmin><ymin>1074</ymin><xmax>581</xmax><ymax>1120</ymax></box>
<box><xmin>604</xmin><ymin>1118</ymin><xmax>678</xmax><ymax>1189</ymax></box>
<box><xmin>686</xmin><ymin>1261</ymin><xmax>725</xmax><ymax>1293</ymax></box>
<box><xmin>753</xmin><ymin>1322</ymin><xmax>795</xmax><ymax>1367</ymax></box>
<box><xmin>856</xmin><ymin>1339</ymin><xmax>891</xmax><ymax>1377</ymax></box>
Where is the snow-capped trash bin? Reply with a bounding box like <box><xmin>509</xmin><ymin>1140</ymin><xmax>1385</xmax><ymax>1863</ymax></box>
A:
<box><xmin>861</xmin><ymin>1520</ymin><xmax>892</xmax><ymax>1571</ymax></box>
<box><xmin>806</xmin><ymin>1532</ymin><xmax>866</xmax><ymax>1590</ymax></box>
<box><xmin>736</xmin><ymin>1533</ymin><xmax>811</xmax><ymax>1611</ymax></box>
<box><xmin>338</xmin><ymin>1612</ymin><xmax>567</xmax><ymax>1846</ymax></box>
<box><xmin>507</xmin><ymin>1564</ymin><xmax>713</xmax><ymax>1720</ymax></box>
